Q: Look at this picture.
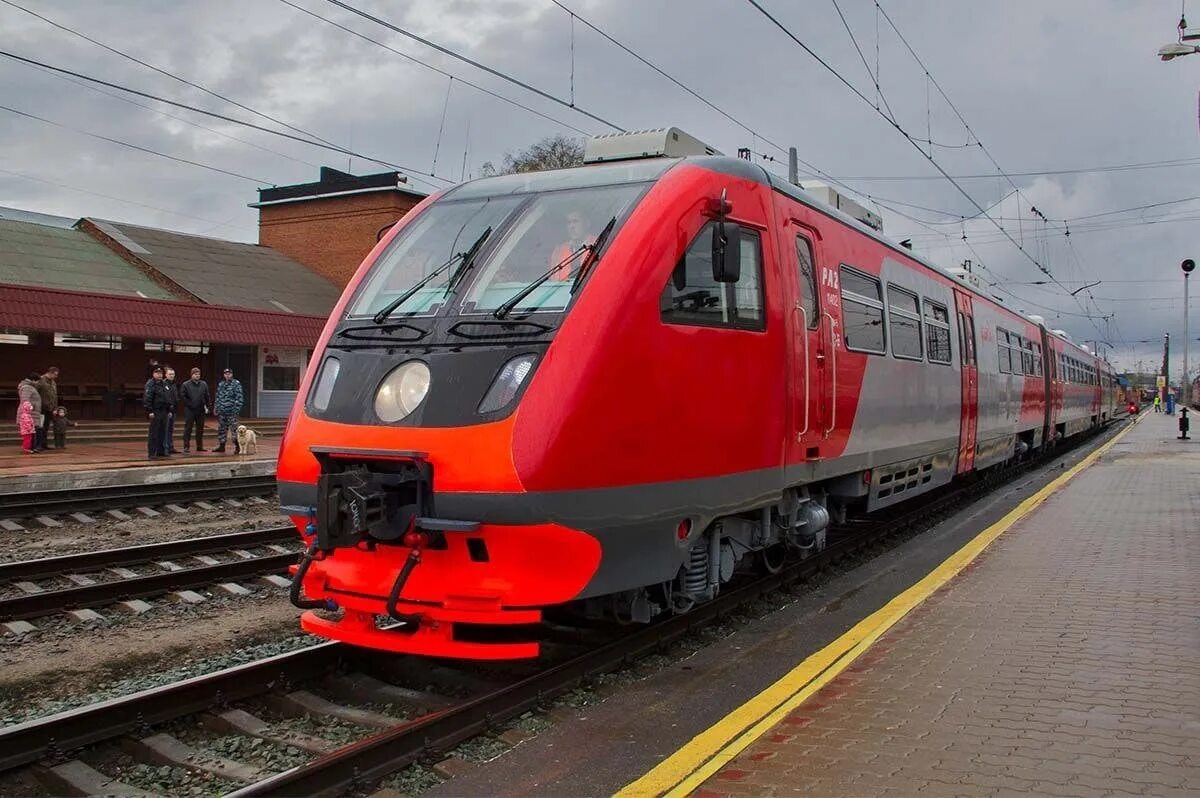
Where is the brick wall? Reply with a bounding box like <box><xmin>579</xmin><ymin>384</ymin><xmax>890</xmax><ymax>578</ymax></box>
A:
<box><xmin>258</xmin><ymin>191</ymin><xmax>421</xmax><ymax>288</ymax></box>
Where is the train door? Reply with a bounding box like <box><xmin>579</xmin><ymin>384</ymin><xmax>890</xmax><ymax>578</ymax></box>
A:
<box><xmin>954</xmin><ymin>291</ymin><xmax>978</xmax><ymax>473</ymax></box>
<box><xmin>785</xmin><ymin>222</ymin><xmax>827</xmax><ymax>459</ymax></box>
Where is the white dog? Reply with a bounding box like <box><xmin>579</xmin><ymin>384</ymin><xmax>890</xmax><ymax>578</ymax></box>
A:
<box><xmin>235</xmin><ymin>424</ymin><xmax>258</xmax><ymax>456</ymax></box>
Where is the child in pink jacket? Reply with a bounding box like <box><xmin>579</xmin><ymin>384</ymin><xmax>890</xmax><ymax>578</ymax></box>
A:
<box><xmin>17</xmin><ymin>400</ymin><xmax>36</xmax><ymax>453</ymax></box>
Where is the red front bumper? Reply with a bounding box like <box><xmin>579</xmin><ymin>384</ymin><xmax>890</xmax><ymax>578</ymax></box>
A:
<box><xmin>291</xmin><ymin>520</ymin><xmax>602</xmax><ymax>659</ymax></box>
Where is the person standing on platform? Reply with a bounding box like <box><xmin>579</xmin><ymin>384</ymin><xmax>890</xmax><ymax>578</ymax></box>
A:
<box><xmin>34</xmin><ymin>366</ymin><xmax>58</xmax><ymax>452</ymax></box>
<box><xmin>1154</xmin><ymin>393</ymin><xmax>1162</xmax><ymax>413</ymax></box>
<box><xmin>143</xmin><ymin>366</ymin><xmax>171</xmax><ymax>460</ymax></box>
<box><xmin>160</xmin><ymin>366</ymin><xmax>180</xmax><ymax>455</ymax></box>
<box><xmin>16</xmin><ymin>372</ymin><xmax>40</xmax><ymax>454</ymax></box>
<box><xmin>51</xmin><ymin>406</ymin><xmax>77</xmax><ymax>449</ymax></box>
<box><xmin>180</xmin><ymin>367</ymin><xmax>210</xmax><ymax>453</ymax></box>
<box><xmin>213</xmin><ymin>367</ymin><xmax>244</xmax><ymax>454</ymax></box>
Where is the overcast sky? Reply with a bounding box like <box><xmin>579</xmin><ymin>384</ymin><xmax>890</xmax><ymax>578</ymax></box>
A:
<box><xmin>1</xmin><ymin>0</ymin><xmax>1197</xmax><ymax>373</ymax></box>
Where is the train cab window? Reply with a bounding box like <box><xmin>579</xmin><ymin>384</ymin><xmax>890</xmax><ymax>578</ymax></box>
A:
<box><xmin>795</xmin><ymin>236</ymin><xmax>819</xmax><ymax>328</ymax></box>
<box><xmin>839</xmin><ymin>266</ymin><xmax>885</xmax><ymax>353</ymax></box>
<box><xmin>661</xmin><ymin>222</ymin><xmax>765</xmax><ymax>330</ymax></box>
<box><xmin>998</xmin><ymin>328</ymin><xmax>1012</xmax><ymax>374</ymax></box>
<box><xmin>924</xmin><ymin>300</ymin><xmax>952</xmax><ymax>364</ymax></box>
<box><xmin>886</xmin><ymin>285</ymin><xmax>922</xmax><ymax>360</ymax></box>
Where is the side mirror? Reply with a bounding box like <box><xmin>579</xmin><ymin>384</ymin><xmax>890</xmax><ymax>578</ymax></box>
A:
<box><xmin>711</xmin><ymin>221</ymin><xmax>741</xmax><ymax>283</ymax></box>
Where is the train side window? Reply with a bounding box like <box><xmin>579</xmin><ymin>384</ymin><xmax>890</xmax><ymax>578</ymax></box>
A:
<box><xmin>840</xmin><ymin>265</ymin><xmax>885</xmax><ymax>353</ymax></box>
<box><xmin>661</xmin><ymin>222</ymin><xmax>765</xmax><ymax>331</ymax></box>
<box><xmin>795</xmin><ymin>236</ymin><xmax>819</xmax><ymax>328</ymax></box>
<box><xmin>998</xmin><ymin>328</ymin><xmax>1011</xmax><ymax>373</ymax></box>
<box><xmin>1020</xmin><ymin>338</ymin><xmax>1034</xmax><ymax>375</ymax></box>
<box><xmin>886</xmin><ymin>284</ymin><xmax>922</xmax><ymax>360</ymax></box>
<box><xmin>924</xmin><ymin>300</ymin><xmax>952</xmax><ymax>364</ymax></box>
<box><xmin>1032</xmin><ymin>342</ymin><xmax>1043</xmax><ymax>377</ymax></box>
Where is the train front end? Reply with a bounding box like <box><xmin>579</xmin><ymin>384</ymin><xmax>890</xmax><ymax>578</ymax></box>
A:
<box><xmin>276</xmin><ymin>159</ymin><xmax>676</xmax><ymax>659</ymax></box>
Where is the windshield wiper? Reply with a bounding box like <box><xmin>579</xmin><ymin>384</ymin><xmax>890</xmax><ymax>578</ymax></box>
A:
<box><xmin>371</xmin><ymin>226</ymin><xmax>492</xmax><ymax>325</ymax></box>
<box><xmin>445</xmin><ymin>225</ymin><xmax>492</xmax><ymax>294</ymax></box>
<box><xmin>493</xmin><ymin>216</ymin><xmax>616</xmax><ymax>320</ymax></box>
<box><xmin>568</xmin><ymin>216</ymin><xmax>616</xmax><ymax>295</ymax></box>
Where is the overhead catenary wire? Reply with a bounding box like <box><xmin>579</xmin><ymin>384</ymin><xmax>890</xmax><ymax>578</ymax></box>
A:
<box><xmin>0</xmin><ymin>0</ymin><xmax>344</xmax><ymax>150</ymax></box>
<box><xmin>0</xmin><ymin>104</ymin><xmax>274</xmax><ymax>184</ymax></box>
<box><xmin>9</xmin><ymin>55</ymin><xmax>324</xmax><ymax>171</ymax></box>
<box><xmin>321</xmin><ymin>0</ymin><xmax>625</xmax><ymax>132</ymax></box>
<box><xmin>274</xmin><ymin>0</ymin><xmax>591</xmax><ymax>136</ymax></box>
<box><xmin>0</xmin><ymin>167</ymin><xmax>226</xmax><ymax>223</ymax></box>
<box><xmin>0</xmin><ymin>50</ymin><xmax>453</xmax><ymax>189</ymax></box>
<box><xmin>743</xmin><ymin>0</ymin><xmax>1057</xmax><ymax>284</ymax></box>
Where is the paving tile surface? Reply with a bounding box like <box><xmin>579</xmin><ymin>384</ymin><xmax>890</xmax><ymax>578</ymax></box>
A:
<box><xmin>698</xmin><ymin>416</ymin><xmax>1200</xmax><ymax>797</ymax></box>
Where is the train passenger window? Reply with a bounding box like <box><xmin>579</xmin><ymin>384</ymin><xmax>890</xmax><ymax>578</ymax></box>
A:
<box><xmin>795</xmin><ymin>236</ymin><xmax>819</xmax><ymax>328</ymax></box>
<box><xmin>1032</xmin><ymin>342</ymin><xmax>1043</xmax><ymax>377</ymax></box>
<box><xmin>839</xmin><ymin>266</ymin><xmax>885</xmax><ymax>353</ymax></box>
<box><xmin>1020</xmin><ymin>338</ymin><xmax>1034</xmax><ymax>375</ymax></box>
<box><xmin>886</xmin><ymin>285</ymin><xmax>922</xmax><ymax>360</ymax></box>
<box><xmin>661</xmin><ymin>222</ymin><xmax>765</xmax><ymax>331</ymax></box>
<box><xmin>923</xmin><ymin>301</ymin><xmax>952</xmax><ymax>364</ymax></box>
<box><xmin>998</xmin><ymin>328</ymin><xmax>1012</xmax><ymax>374</ymax></box>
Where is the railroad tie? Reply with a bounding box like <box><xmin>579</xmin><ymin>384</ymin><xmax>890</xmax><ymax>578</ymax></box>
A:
<box><xmin>69</xmin><ymin>513</ymin><xmax>96</xmax><ymax>524</ymax></box>
<box><xmin>34</xmin><ymin>759</ymin><xmax>161</xmax><ymax>798</ymax></box>
<box><xmin>202</xmin><ymin>708</ymin><xmax>332</xmax><ymax>754</ymax></box>
<box><xmin>192</xmin><ymin>555</ymin><xmax>220</xmax><ymax>566</ymax></box>
<box><xmin>105</xmin><ymin>509</ymin><xmax>132</xmax><ymax>521</ymax></box>
<box><xmin>0</xmin><ymin>519</ymin><xmax>24</xmax><ymax>532</ymax></box>
<box><xmin>164</xmin><ymin>504</ymin><xmax>189</xmax><ymax>515</ymax></box>
<box><xmin>134</xmin><ymin>507</ymin><xmax>160</xmax><ymax>518</ymax></box>
<box><xmin>120</xmin><ymin>733</ymin><xmax>267</xmax><ymax>784</ymax></box>
<box><xmin>265</xmin><ymin>690</ymin><xmax>403</xmax><ymax>730</ymax></box>
<box><xmin>193</xmin><ymin>501</ymin><xmax>216</xmax><ymax>511</ymax></box>
<box><xmin>34</xmin><ymin>516</ymin><xmax>61</xmax><ymax>528</ymax></box>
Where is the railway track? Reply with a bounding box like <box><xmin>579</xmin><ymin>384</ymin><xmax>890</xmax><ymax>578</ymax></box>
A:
<box><xmin>0</xmin><ymin>526</ymin><xmax>300</xmax><ymax>625</ymax></box>
<box><xmin>0</xmin><ymin>423</ymin><xmax>1125</xmax><ymax>797</ymax></box>
<box><xmin>0</xmin><ymin>474</ymin><xmax>279</xmax><ymax>524</ymax></box>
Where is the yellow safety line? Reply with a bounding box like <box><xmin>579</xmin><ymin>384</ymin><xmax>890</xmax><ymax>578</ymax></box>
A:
<box><xmin>616</xmin><ymin>416</ymin><xmax>1140</xmax><ymax>798</ymax></box>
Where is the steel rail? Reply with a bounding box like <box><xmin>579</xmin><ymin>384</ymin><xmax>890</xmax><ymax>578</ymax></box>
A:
<box><xmin>231</xmin><ymin>423</ymin><xmax>1124</xmax><ymax>797</ymax></box>
<box><xmin>0</xmin><ymin>526</ymin><xmax>296</xmax><ymax>582</ymax></box>
<box><xmin>0</xmin><ymin>643</ymin><xmax>350</xmax><ymax>773</ymax></box>
<box><xmin>0</xmin><ymin>474</ymin><xmax>278</xmax><ymax>517</ymax></box>
<box><xmin>0</xmin><ymin>422</ymin><xmax>1123</xmax><ymax>790</ymax></box>
<box><xmin>0</xmin><ymin>551</ymin><xmax>299</xmax><ymax>621</ymax></box>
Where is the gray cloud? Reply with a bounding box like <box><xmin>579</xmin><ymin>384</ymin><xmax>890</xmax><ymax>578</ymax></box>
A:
<box><xmin>1</xmin><ymin>0</ymin><xmax>1195</xmax><ymax>373</ymax></box>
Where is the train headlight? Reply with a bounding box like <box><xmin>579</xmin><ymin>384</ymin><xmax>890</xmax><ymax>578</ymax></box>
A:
<box><xmin>374</xmin><ymin>360</ymin><xmax>430</xmax><ymax>422</ymax></box>
<box><xmin>478</xmin><ymin>354</ymin><xmax>537</xmax><ymax>414</ymax></box>
<box><xmin>310</xmin><ymin>356</ymin><xmax>340</xmax><ymax>412</ymax></box>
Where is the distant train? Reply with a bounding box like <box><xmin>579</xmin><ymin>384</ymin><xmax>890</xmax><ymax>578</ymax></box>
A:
<box><xmin>277</xmin><ymin>129</ymin><xmax>1126</xmax><ymax>659</ymax></box>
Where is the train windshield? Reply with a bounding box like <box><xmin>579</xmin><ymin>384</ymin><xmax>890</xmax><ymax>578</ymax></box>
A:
<box><xmin>346</xmin><ymin>163</ymin><xmax>666</xmax><ymax>320</ymax></box>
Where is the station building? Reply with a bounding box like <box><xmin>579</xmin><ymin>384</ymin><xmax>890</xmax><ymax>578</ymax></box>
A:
<box><xmin>0</xmin><ymin>168</ymin><xmax>426</xmax><ymax>421</ymax></box>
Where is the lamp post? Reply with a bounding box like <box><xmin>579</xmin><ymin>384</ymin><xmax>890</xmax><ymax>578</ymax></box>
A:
<box><xmin>1184</xmin><ymin>259</ymin><xmax>1195</xmax><ymax>401</ymax></box>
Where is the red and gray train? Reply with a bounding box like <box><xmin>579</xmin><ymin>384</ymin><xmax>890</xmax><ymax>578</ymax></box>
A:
<box><xmin>278</xmin><ymin>128</ymin><xmax>1127</xmax><ymax>660</ymax></box>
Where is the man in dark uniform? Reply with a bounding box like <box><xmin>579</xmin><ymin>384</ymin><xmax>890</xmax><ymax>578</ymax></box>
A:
<box><xmin>143</xmin><ymin>366</ymin><xmax>171</xmax><ymax>460</ymax></box>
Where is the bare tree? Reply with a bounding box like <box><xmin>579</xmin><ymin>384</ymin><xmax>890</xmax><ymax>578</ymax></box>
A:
<box><xmin>479</xmin><ymin>134</ymin><xmax>584</xmax><ymax>177</ymax></box>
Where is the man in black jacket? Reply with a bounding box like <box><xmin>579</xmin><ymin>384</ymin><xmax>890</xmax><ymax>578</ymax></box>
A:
<box><xmin>143</xmin><ymin>366</ymin><xmax>171</xmax><ymax>460</ymax></box>
<box><xmin>179</xmin><ymin>367</ymin><xmax>210</xmax><ymax>453</ymax></box>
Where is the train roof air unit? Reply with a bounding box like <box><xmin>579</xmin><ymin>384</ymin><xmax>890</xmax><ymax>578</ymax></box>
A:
<box><xmin>583</xmin><ymin>128</ymin><xmax>722</xmax><ymax>164</ymax></box>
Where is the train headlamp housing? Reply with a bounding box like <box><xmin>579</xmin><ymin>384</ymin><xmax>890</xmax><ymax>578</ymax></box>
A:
<box><xmin>374</xmin><ymin>360</ymin><xmax>431</xmax><ymax>422</ymax></box>
<box><xmin>478</xmin><ymin>354</ymin><xmax>537</xmax><ymax>414</ymax></box>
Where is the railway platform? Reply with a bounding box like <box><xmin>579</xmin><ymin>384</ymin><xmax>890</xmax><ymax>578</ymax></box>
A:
<box><xmin>618</xmin><ymin>411</ymin><xmax>1198</xmax><ymax>797</ymax></box>
<box><xmin>0</xmin><ymin>432</ymin><xmax>278</xmax><ymax>497</ymax></box>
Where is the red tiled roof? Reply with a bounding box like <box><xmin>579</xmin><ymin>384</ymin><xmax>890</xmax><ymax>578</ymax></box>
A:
<box><xmin>0</xmin><ymin>284</ymin><xmax>328</xmax><ymax>347</ymax></box>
